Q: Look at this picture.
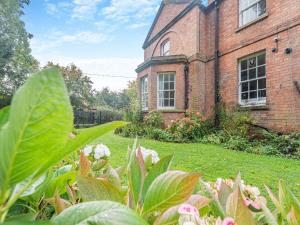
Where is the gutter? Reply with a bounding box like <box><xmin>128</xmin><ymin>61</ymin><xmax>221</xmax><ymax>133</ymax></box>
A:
<box><xmin>214</xmin><ymin>0</ymin><xmax>221</xmax><ymax>127</ymax></box>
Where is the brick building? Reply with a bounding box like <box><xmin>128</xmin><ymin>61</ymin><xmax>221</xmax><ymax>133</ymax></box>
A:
<box><xmin>136</xmin><ymin>0</ymin><xmax>300</xmax><ymax>132</ymax></box>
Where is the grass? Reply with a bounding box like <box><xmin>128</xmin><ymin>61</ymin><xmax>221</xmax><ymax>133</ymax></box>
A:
<box><xmin>96</xmin><ymin>131</ymin><xmax>300</xmax><ymax>197</ymax></box>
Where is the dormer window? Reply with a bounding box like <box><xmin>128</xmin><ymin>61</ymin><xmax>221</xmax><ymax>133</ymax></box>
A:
<box><xmin>160</xmin><ymin>39</ymin><xmax>170</xmax><ymax>56</ymax></box>
<box><xmin>239</xmin><ymin>0</ymin><xmax>266</xmax><ymax>27</ymax></box>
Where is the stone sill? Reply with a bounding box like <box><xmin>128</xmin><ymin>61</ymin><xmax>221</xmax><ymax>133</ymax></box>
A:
<box><xmin>236</xmin><ymin>13</ymin><xmax>269</xmax><ymax>33</ymax></box>
<box><xmin>239</xmin><ymin>104</ymin><xmax>270</xmax><ymax>111</ymax></box>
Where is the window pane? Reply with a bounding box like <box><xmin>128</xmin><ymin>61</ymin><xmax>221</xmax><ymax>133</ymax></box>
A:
<box><xmin>170</xmin><ymin>91</ymin><xmax>175</xmax><ymax>99</ymax></box>
<box><xmin>240</xmin><ymin>0</ymin><xmax>248</xmax><ymax>10</ymax></box>
<box><xmin>258</xmin><ymin>66</ymin><xmax>265</xmax><ymax>77</ymax></box>
<box><xmin>164</xmin><ymin>99</ymin><xmax>169</xmax><ymax>107</ymax></box>
<box><xmin>242</xmin><ymin>82</ymin><xmax>248</xmax><ymax>92</ymax></box>
<box><xmin>249</xmin><ymin>57</ymin><xmax>256</xmax><ymax>68</ymax></box>
<box><xmin>170</xmin><ymin>74</ymin><xmax>175</xmax><ymax>82</ymax></box>
<box><xmin>249</xmin><ymin>68</ymin><xmax>256</xmax><ymax>79</ymax></box>
<box><xmin>164</xmin><ymin>82</ymin><xmax>169</xmax><ymax>90</ymax></box>
<box><xmin>258</xmin><ymin>0</ymin><xmax>266</xmax><ymax>16</ymax></box>
<box><xmin>241</xmin><ymin>60</ymin><xmax>248</xmax><ymax>70</ymax></box>
<box><xmin>250</xmin><ymin>80</ymin><xmax>257</xmax><ymax>91</ymax></box>
<box><xmin>241</xmin><ymin>71</ymin><xmax>248</xmax><ymax>81</ymax></box>
<box><xmin>258</xmin><ymin>90</ymin><xmax>266</xmax><ymax>98</ymax></box>
<box><xmin>250</xmin><ymin>91</ymin><xmax>257</xmax><ymax>99</ymax></box>
<box><xmin>257</xmin><ymin>54</ymin><xmax>266</xmax><ymax>65</ymax></box>
<box><xmin>258</xmin><ymin>78</ymin><xmax>266</xmax><ymax>89</ymax></box>
<box><xmin>170</xmin><ymin>82</ymin><xmax>175</xmax><ymax>90</ymax></box>
<box><xmin>170</xmin><ymin>99</ymin><xmax>175</xmax><ymax>107</ymax></box>
<box><xmin>242</xmin><ymin>92</ymin><xmax>248</xmax><ymax>100</ymax></box>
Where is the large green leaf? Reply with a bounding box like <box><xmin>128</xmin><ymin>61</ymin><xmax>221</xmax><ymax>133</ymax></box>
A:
<box><xmin>2</xmin><ymin>222</ymin><xmax>53</xmax><ymax>225</ymax></box>
<box><xmin>0</xmin><ymin>67</ymin><xmax>73</xmax><ymax>192</ymax></box>
<box><xmin>261</xmin><ymin>203</ymin><xmax>279</xmax><ymax>225</ymax></box>
<box><xmin>0</xmin><ymin>106</ymin><xmax>10</xmax><ymax>130</ymax></box>
<box><xmin>128</xmin><ymin>147</ymin><xmax>145</xmax><ymax>209</ymax></box>
<box><xmin>52</xmin><ymin>201</ymin><xmax>149</xmax><ymax>225</ymax></box>
<box><xmin>142</xmin><ymin>155</ymin><xmax>173</xmax><ymax>201</ymax></box>
<box><xmin>142</xmin><ymin>171</ymin><xmax>201</xmax><ymax>215</ymax></box>
<box><xmin>226</xmin><ymin>187</ymin><xmax>255</xmax><ymax>225</ymax></box>
<box><xmin>34</xmin><ymin>121</ymin><xmax>126</xmax><ymax>180</ymax></box>
<box><xmin>77</xmin><ymin>176</ymin><xmax>123</xmax><ymax>203</ymax></box>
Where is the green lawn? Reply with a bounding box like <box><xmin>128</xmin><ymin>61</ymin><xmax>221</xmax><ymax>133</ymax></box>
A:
<box><xmin>96</xmin><ymin>131</ymin><xmax>300</xmax><ymax>197</ymax></box>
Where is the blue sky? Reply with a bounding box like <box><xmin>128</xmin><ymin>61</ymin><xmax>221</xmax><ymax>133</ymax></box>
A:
<box><xmin>23</xmin><ymin>0</ymin><xmax>162</xmax><ymax>90</ymax></box>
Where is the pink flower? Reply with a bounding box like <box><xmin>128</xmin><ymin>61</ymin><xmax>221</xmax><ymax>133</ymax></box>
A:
<box><xmin>178</xmin><ymin>204</ymin><xmax>200</xmax><ymax>217</ymax></box>
<box><xmin>222</xmin><ymin>217</ymin><xmax>236</xmax><ymax>225</ymax></box>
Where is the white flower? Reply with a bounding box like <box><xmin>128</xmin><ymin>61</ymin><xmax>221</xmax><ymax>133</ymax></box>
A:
<box><xmin>82</xmin><ymin>145</ymin><xmax>93</xmax><ymax>156</ymax></box>
<box><xmin>140</xmin><ymin>147</ymin><xmax>160</xmax><ymax>164</ymax></box>
<box><xmin>94</xmin><ymin>144</ymin><xmax>110</xmax><ymax>160</ymax></box>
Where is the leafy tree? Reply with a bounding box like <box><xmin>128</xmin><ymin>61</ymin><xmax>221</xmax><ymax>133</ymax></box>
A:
<box><xmin>45</xmin><ymin>62</ymin><xmax>94</xmax><ymax>109</ymax></box>
<box><xmin>0</xmin><ymin>0</ymin><xmax>38</xmax><ymax>105</ymax></box>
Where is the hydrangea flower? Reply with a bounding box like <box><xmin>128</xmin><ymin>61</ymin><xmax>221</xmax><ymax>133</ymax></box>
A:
<box><xmin>140</xmin><ymin>147</ymin><xmax>160</xmax><ymax>164</ymax></box>
<box><xmin>82</xmin><ymin>145</ymin><xmax>93</xmax><ymax>156</ymax></box>
<box><xmin>178</xmin><ymin>204</ymin><xmax>201</xmax><ymax>225</ymax></box>
<box><xmin>94</xmin><ymin>144</ymin><xmax>110</xmax><ymax>160</ymax></box>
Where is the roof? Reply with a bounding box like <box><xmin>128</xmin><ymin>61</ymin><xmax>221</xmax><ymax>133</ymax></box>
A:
<box><xmin>142</xmin><ymin>0</ymin><xmax>210</xmax><ymax>49</ymax></box>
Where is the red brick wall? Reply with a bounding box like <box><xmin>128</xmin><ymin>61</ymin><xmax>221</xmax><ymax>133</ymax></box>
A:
<box><xmin>145</xmin><ymin>6</ymin><xmax>200</xmax><ymax>59</ymax></box>
<box><xmin>215</xmin><ymin>0</ymin><xmax>300</xmax><ymax>132</ymax></box>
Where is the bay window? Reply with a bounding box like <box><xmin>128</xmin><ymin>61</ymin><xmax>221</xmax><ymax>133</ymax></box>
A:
<box><xmin>239</xmin><ymin>0</ymin><xmax>266</xmax><ymax>26</ymax></box>
<box><xmin>158</xmin><ymin>72</ymin><xmax>176</xmax><ymax>109</ymax></box>
<box><xmin>140</xmin><ymin>76</ymin><xmax>148</xmax><ymax>110</ymax></box>
<box><xmin>239</xmin><ymin>52</ymin><xmax>266</xmax><ymax>105</ymax></box>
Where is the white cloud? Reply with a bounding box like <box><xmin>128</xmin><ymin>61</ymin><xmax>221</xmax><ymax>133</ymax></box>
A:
<box><xmin>30</xmin><ymin>30</ymin><xmax>111</xmax><ymax>54</ymax></box>
<box><xmin>36</xmin><ymin>55</ymin><xmax>140</xmax><ymax>91</ymax></box>
<box><xmin>102</xmin><ymin>0</ymin><xmax>160</xmax><ymax>23</ymax></box>
<box><xmin>127</xmin><ymin>22</ymin><xmax>149</xmax><ymax>29</ymax></box>
<box><xmin>46</xmin><ymin>3</ymin><xmax>59</xmax><ymax>15</ymax></box>
<box><xmin>72</xmin><ymin>0</ymin><xmax>103</xmax><ymax>20</ymax></box>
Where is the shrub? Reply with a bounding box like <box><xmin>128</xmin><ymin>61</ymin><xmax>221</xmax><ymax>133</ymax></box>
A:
<box><xmin>167</xmin><ymin>112</ymin><xmax>210</xmax><ymax>142</ymax></box>
<box><xmin>223</xmin><ymin>135</ymin><xmax>252</xmax><ymax>152</ymax></box>
<box><xmin>219</xmin><ymin>106</ymin><xmax>253</xmax><ymax>137</ymax></box>
<box><xmin>144</xmin><ymin>110</ymin><xmax>163</xmax><ymax>128</ymax></box>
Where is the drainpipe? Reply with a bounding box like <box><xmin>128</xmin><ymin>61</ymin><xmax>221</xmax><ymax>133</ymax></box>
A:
<box><xmin>184</xmin><ymin>63</ymin><xmax>189</xmax><ymax>110</ymax></box>
<box><xmin>214</xmin><ymin>0</ymin><xmax>221</xmax><ymax>128</ymax></box>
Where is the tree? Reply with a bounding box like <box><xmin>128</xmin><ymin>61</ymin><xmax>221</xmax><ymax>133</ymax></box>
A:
<box><xmin>0</xmin><ymin>0</ymin><xmax>38</xmax><ymax>104</ymax></box>
<box><xmin>44</xmin><ymin>62</ymin><xmax>94</xmax><ymax>109</ymax></box>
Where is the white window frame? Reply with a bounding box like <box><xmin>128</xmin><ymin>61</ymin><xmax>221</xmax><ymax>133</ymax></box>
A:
<box><xmin>239</xmin><ymin>0</ymin><xmax>266</xmax><ymax>27</ymax></box>
<box><xmin>239</xmin><ymin>52</ymin><xmax>267</xmax><ymax>106</ymax></box>
<box><xmin>160</xmin><ymin>39</ymin><xmax>170</xmax><ymax>56</ymax></box>
<box><xmin>157</xmin><ymin>72</ymin><xmax>176</xmax><ymax>109</ymax></box>
<box><xmin>140</xmin><ymin>76</ymin><xmax>148</xmax><ymax>110</ymax></box>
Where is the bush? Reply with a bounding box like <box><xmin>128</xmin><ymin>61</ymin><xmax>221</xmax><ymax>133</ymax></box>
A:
<box><xmin>144</xmin><ymin>111</ymin><xmax>163</xmax><ymax>128</ymax></box>
<box><xmin>223</xmin><ymin>135</ymin><xmax>252</xmax><ymax>152</ymax></box>
<box><xmin>166</xmin><ymin>112</ymin><xmax>211</xmax><ymax>142</ymax></box>
<box><xmin>148</xmin><ymin>128</ymin><xmax>174</xmax><ymax>142</ymax></box>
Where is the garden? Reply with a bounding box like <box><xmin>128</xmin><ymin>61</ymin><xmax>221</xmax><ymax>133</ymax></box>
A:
<box><xmin>0</xmin><ymin>68</ymin><xmax>300</xmax><ymax>225</ymax></box>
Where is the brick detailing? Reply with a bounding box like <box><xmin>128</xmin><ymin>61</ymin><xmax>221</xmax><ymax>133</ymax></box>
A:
<box><xmin>137</xmin><ymin>0</ymin><xmax>300</xmax><ymax>133</ymax></box>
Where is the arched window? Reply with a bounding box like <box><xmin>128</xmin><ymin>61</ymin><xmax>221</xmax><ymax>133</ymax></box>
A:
<box><xmin>160</xmin><ymin>39</ymin><xmax>170</xmax><ymax>56</ymax></box>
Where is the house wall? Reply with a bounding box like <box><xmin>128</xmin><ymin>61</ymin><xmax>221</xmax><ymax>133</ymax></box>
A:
<box><xmin>144</xmin><ymin>6</ymin><xmax>200</xmax><ymax>60</ymax></box>
<box><xmin>215</xmin><ymin>0</ymin><xmax>300</xmax><ymax>132</ymax></box>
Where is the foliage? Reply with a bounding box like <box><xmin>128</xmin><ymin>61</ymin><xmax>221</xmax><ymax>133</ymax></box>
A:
<box><xmin>0</xmin><ymin>0</ymin><xmax>38</xmax><ymax>101</ymax></box>
<box><xmin>166</xmin><ymin>112</ymin><xmax>211</xmax><ymax>142</ymax></box>
<box><xmin>0</xmin><ymin>68</ymin><xmax>125</xmax><ymax>222</ymax></box>
<box><xmin>144</xmin><ymin>111</ymin><xmax>164</xmax><ymax>129</ymax></box>
<box><xmin>44</xmin><ymin>62</ymin><xmax>94</xmax><ymax>110</ymax></box>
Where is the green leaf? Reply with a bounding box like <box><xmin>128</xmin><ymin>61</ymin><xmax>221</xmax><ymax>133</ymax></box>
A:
<box><xmin>261</xmin><ymin>203</ymin><xmax>279</xmax><ymax>225</ymax></box>
<box><xmin>0</xmin><ymin>67</ymin><xmax>73</xmax><ymax>191</ymax></box>
<box><xmin>35</xmin><ymin>121</ymin><xmax>127</xmax><ymax>180</ymax></box>
<box><xmin>52</xmin><ymin>201</ymin><xmax>149</xmax><ymax>225</ymax></box>
<box><xmin>142</xmin><ymin>171</ymin><xmax>201</xmax><ymax>215</ymax></box>
<box><xmin>77</xmin><ymin>176</ymin><xmax>123</xmax><ymax>203</ymax></box>
<box><xmin>142</xmin><ymin>155</ymin><xmax>173</xmax><ymax>201</ymax></box>
<box><xmin>128</xmin><ymin>147</ymin><xmax>145</xmax><ymax>209</ymax></box>
<box><xmin>0</xmin><ymin>106</ymin><xmax>10</xmax><ymax>130</ymax></box>
<box><xmin>201</xmin><ymin>180</ymin><xmax>225</xmax><ymax>218</ymax></box>
<box><xmin>2</xmin><ymin>221</ymin><xmax>53</xmax><ymax>225</ymax></box>
<box><xmin>218</xmin><ymin>182</ymin><xmax>232</xmax><ymax>211</ymax></box>
<box><xmin>226</xmin><ymin>187</ymin><xmax>255</xmax><ymax>225</ymax></box>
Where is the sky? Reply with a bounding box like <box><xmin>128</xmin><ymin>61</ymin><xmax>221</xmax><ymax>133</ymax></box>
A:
<box><xmin>22</xmin><ymin>0</ymin><xmax>162</xmax><ymax>91</ymax></box>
